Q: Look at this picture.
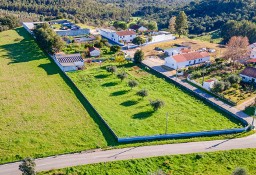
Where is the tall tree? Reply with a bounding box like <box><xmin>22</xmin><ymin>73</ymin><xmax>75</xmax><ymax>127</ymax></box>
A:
<box><xmin>224</xmin><ymin>36</ymin><xmax>249</xmax><ymax>63</ymax></box>
<box><xmin>175</xmin><ymin>11</ymin><xmax>188</xmax><ymax>37</ymax></box>
<box><xmin>19</xmin><ymin>157</ymin><xmax>36</xmax><ymax>175</ymax></box>
<box><xmin>168</xmin><ymin>16</ymin><xmax>176</xmax><ymax>33</ymax></box>
<box><xmin>133</xmin><ymin>50</ymin><xmax>144</xmax><ymax>63</ymax></box>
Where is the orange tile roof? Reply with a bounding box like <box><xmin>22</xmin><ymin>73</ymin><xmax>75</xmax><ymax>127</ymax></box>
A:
<box><xmin>116</xmin><ymin>30</ymin><xmax>136</xmax><ymax>36</ymax></box>
<box><xmin>247</xmin><ymin>59</ymin><xmax>256</xmax><ymax>63</ymax></box>
<box><xmin>172</xmin><ymin>52</ymin><xmax>209</xmax><ymax>63</ymax></box>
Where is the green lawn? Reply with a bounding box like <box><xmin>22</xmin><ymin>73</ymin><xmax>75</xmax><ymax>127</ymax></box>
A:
<box><xmin>0</xmin><ymin>28</ymin><xmax>110</xmax><ymax>164</ymax></box>
<box><xmin>67</xmin><ymin>63</ymin><xmax>242</xmax><ymax>137</ymax></box>
<box><xmin>40</xmin><ymin>148</ymin><xmax>256</xmax><ymax>175</ymax></box>
<box><xmin>191</xmin><ymin>30</ymin><xmax>223</xmax><ymax>44</ymax></box>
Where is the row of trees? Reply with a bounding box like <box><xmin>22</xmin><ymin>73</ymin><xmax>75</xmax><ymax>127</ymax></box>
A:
<box><xmin>0</xmin><ymin>14</ymin><xmax>19</xmax><ymax>32</ymax></box>
<box><xmin>33</xmin><ymin>23</ymin><xmax>64</xmax><ymax>54</ymax></box>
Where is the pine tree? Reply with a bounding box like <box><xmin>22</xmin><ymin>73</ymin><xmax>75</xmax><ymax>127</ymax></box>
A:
<box><xmin>175</xmin><ymin>11</ymin><xmax>188</xmax><ymax>37</ymax></box>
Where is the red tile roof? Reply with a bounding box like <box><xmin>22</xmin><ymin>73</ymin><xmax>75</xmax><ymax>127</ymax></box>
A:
<box><xmin>247</xmin><ymin>59</ymin><xmax>256</xmax><ymax>63</ymax></box>
<box><xmin>172</xmin><ymin>52</ymin><xmax>209</xmax><ymax>63</ymax></box>
<box><xmin>240</xmin><ymin>67</ymin><xmax>256</xmax><ymax>78</ymax></box>
<box><xmin>116</xmin><ymin>30</ymin><xmax>136</xmax><ymax>36</ymax></box>
<box><xmin>180</xmin><ymin>48</ymin><xmax>192</xmax><ymax>53</ymax></box>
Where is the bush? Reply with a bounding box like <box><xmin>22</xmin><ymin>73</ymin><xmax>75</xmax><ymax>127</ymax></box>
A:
<box><xmin>133</xmin><ymin>50</ymin><xmax>144</xmax><ymax>63</ymax></box>
<box><xmin>228</xmin><ymin>74</ymin><xmax>241</xmax><ymax>84</ymax></box>
<box><xmin>19</xmin><ymin>157</ymin><xmax>36</xmax><ymax>175</ymax></box>
<box><xmin>232</xmin><ymin>167</ymin><xmax>248</xmax><ymax>175</ymax></box>
<box><xmin>128</xmin><ymin>80</ymin><xmax>139</xmax><ymax>89</ymax></box>
<box><xmin>110</xmin><ymin>45</ymin><xmax>121</xmax><ymax>53</ymax></box>
<box><xmin>191</xmin><ymin>71</ymin><xmax>201</xmax><ymax>79</ymax></box>
<box><xmin>224</xmin><ymin>81</ymin><xmax>231</xmax><ymax>90</ymax></box>
<box><xmin>212</xmin><ymin>81</ymin><xmax>225</xmax><ymax>93</ymax></box>
<box><xmin>106</xmin><ymin>66</ymin><xmax>117</xmax><ymax>74</ymax></box>
<box><xmin>117</xmin><ymin>72</ymin><xmax>127</xmax><ymax>81</ymax></box>
<box><xmin>136</xmin><ymin>89</ymin><xmax>148</xmax><ymax>98</ymax></box>
<box><xmin>150</xmin><ymin>100</ymin><xmax>164</xmax><ymax>111</ymax></box>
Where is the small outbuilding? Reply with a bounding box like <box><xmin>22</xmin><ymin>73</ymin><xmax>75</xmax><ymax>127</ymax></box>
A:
<box><xmin>203</xmin><ymin>79</ymin><xmax>216</xmax><ymax>90</ymax></box>
<box><xmin>55</xmin><ymin>53</ymin><xmax>84</xmax><ymax>72</ymax></box>
<box><xmin>89</xmin><ymin>47</ymin><xmax>101</xmax><ymax>57</ymax></box>
<box><xmin>240</xmin><ymin>67</ymin><xmax>256</xmax><ymax>83</ymax></box>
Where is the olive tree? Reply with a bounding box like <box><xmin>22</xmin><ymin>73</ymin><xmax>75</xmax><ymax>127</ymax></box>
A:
<box><xmin>106</xmin><ymin>66</ymin><xmax>117</xmax><ymax>74</ymax></box>
<box><xmin>117</xmin><ymin>72</ymin><xmax>127</xmax><ymax>81</ymax></box>
<box><xmin>136</xmin><ymin>89</ymin><xmax>148</xmax><ymax>98</ymax></box>
<box><xmin>150</xmin><ymin>100</ymin><xmax>164</xmax><ymax>111</ymax></box>
<box><xmin>128</xmin><ymin>80</ymin><xmax>138</xmax><ymax>89</ymax></box>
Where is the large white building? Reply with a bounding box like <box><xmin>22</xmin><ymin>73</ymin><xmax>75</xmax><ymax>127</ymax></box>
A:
<box><xmin>165</xmin><ymin>51</ymin><xmax>210</xmax><ymax>69</ymax></box>
<box><xmin>99</xmin><ymin>29</ymin><xmax>137</xmax><ymax>45</ymax></box>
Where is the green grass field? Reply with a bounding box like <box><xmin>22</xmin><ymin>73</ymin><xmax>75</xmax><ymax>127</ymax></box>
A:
<box><xmin>40</xmin><ymin>148</ymin><xmax>256</xmax><ymax>175</ymax></box>
<box><xmin>0</xmin><ymin>28</ymin><xmax>110</xmax><ymax>164</ymax></box>
<box><xmin>67</xmin><ymin>63</ymin><xmax>242</xmax><ymax>137</ymax></box>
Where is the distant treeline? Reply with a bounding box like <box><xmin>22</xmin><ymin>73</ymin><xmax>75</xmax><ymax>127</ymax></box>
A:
<box><xmin>0</xmin><ymin>0</ymin><xmax>255</xmax><ymax>36</ymax></box>
<box><xmin>221</xmin><ymin>20</ymin><xmax>256</xmax><ymax>44</ymax></box>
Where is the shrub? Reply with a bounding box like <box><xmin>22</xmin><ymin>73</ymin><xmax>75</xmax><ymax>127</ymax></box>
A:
<box><xmin>117</xmin><ymin>72</ymin><xmax>127</xmax><ymax>81</ymax></box>
<box><xmin>128</xmin><ymin>80</ymin><xmax>139</xmax><ymax>89</ymax></box>
<box><xmin>136</xmin><ymin>89</ymin><xmax>148</xmax><ymax>98</ymax></box>
<box><xmin>133</xmin><ymin>50</ymin><xmax>144</xmax><ymax>63</ymax></box>
<box><xmin>224</xmin><ymin>81</ymin><xmax>231</xmax><ymax>90</ymax></box>
<box><xmin>191</xmin><ymin>71</ymin><xmax>201</xmax><ymax>79</ymax></box>
<box><xmin>106</xmin><ymin>66</ymin><xmax>117</xmax><ymax>74</ymax></box>
<box><xmin>150</xmin><ymin>100</ymin><xmax>165</xmax><ymax>111</ymax></box>
<box><xmin>19</xmin><ymin>157</ymin><xmax>36</xmax><ymax>175</ymax></box>
<box><xmin>232</xmin><ymin>167</ymin><xmax>248</xmax><ymax>175</ymax></box>
<box><xmin>228</xmin><ymin>74</ymin><xmax>241</xmax><ymax>84</ymax></box>
<box><xmin>110</xmin><ymin>45</ymin><xmax>121</xmax><ymax>53</ymax></box>
<box><xmin>212</xmin><ymin>81</ymin><xmax>225</xmax><ymax>93</ymax></box>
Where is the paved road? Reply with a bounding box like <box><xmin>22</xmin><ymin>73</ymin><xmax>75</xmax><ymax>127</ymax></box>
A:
<box><xmin>1</xmin><ymin>134</ymin><xmax>256</xmax><ymax>175</ymax></box>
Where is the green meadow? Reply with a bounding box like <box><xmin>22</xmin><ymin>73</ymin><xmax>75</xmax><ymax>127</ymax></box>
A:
<box><xmin>0</xmin><ymin>28</ymin><xmax>109</xmax><ymax>164</ymax></box>
<box><xmin>67</xmin><ymin>62</ymin><xmax>242</xmax><ymax>137</ymax></box>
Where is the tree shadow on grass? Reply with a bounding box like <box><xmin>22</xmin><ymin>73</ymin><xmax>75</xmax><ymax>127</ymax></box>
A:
<box><xmin>0</xmin><ymin>28</ymin><xmax>47</xmax><ymax>64</ymax></box>
<box><xmin>110</xmin><ymin>90</ymin><xmax>129</xmax><ymax>96</ymax></box>
<box><xmin>132</xmin><ymin>111</ymin><xmax>154</xmax><ymax>119</ymax></box>
<box><xmin>102</xmin><ymin>82</ymin><xmax>118</xmax><ymax>87</ymax></box>
<box><xmin>120</xmin><ymin>100</ymin><xmax>138</xmax><ymax>107</ymax></box>
<box><xmin>38</xmin><ymin>63</ymin><xmax>59</xmax><ymax>75</ymax></box>
<box><xmin>95</xmin><ymin>74</ymin><xmax>110</xmax><ymax>79</ymax></box>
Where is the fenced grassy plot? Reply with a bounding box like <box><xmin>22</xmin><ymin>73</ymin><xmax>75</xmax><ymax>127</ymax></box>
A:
<box><xmin>67</xmin><ymin>63</ymin><xmax>242</xmax><ymax>137</ymax></box>
<box><xmin>0</xmin><ymin>28</ymin><xmax>109</xmax><ymax>164</ymax></box>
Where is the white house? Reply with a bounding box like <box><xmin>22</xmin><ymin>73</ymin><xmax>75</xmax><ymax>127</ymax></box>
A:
<box><xmin>203</xmin><ymin>79</ymin><xmax>216</xmax><ymax>90</ymax></box>
<box><xmin>99</xmin><ymin>29</ymin><xmax>137</xmax><ymax>45</ymax></box>
<box><xmin>130</xmin><ymin>25</ymin><xmax>148</xmax><ymax>32</ymax></box>
<box><xmin>89</xmin><ymin>47</ymin><xmax>101</xmax><ymax>57</ymax></box>
<box><xmin>240</xmin><ymin>67</ymin><xmax>256</xmax><ymax>83</ymax></box>
<box><xmin>55</xmin><ymin>53</ymin><xmax>84</xmax><ymax>72</ymax></box>
<box><xmin>165</xmin><ymin>51</ymin><xmax>210</xmax><ymax>69</ymax></box>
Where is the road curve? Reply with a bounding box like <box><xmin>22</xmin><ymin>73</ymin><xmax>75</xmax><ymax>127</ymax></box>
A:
<box><xmin>0</xmin><ymin>134</ymin><xmax>256</xmax><ymax>175</ymax></box>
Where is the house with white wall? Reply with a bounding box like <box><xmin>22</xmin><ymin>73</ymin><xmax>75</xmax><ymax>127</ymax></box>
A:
<box><xmin>164</xmin><ymin>47</ymin><xmax>192</xmax><ymax>56</ymax></box>
<box><xmin>240</xmin><ymin>67</ymin><xmax>256</xmax><ymax>83</ymax></box>
<box><xmin>89</xmin><ymin>47</ymin><xmax>101</xmax><ymax>57</ymax></box>
<box><xmin>99</xmin><ymin>29</ymin><xmax>136</xmax><ymax>45</ymax></box>
<box><xmin>165</xmin><ymin>51</ymin><xmax>210</xmax><ymax>69</ymax></box>
<box><xmin>55</xmin><ymin>53</ymin><xmax>84</xmax><ymax>72</ymax></box>
<box><xmin>203</xmin><ymin>79</ymin><xmax>216</xmax><ymax>90</ymax></box>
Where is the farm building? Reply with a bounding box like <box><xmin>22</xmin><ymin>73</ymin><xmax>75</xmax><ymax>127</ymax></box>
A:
<box><xmin>165</xmin><ymin>51</ymin><xmax>210</xmax><ymax>69</ymax></box>
<box><xmin>240</xmin><ymin>67</ymin><xmax>256</xmax><ymax>83</ymax></box>
<box><xmin>55</xmin><ymin>53</ymin><xmax>84</xmax><ymax>72</ymax></box>
<box><xmin>89</xmin><ymin>47</ymin><xmax>101</xmax><ymax>57</ymax></box>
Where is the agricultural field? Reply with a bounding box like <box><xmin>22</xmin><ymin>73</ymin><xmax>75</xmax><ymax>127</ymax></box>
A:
<box><xmin>190</xmin><ymin>30</ymin><xmax>223</xmax><ymax>44</ymax></box>
<box><xmin>67</xmin><ymin>62</ymin><xmax>242</xmax><ymax>138</ymax></box>
<box><xmin>0</xmin><ymin>28</ymin><xmax>109</xmax><ymax>164</ymax></box>
<box><xmin>40</xmin><ymin>149</ymin><xmax>256</xmax><ymax>175</ymax></box>
<box><xmin>141</xmin><ymin>37</ymin><xmax>226</xmax><ymax>59</ymax></box>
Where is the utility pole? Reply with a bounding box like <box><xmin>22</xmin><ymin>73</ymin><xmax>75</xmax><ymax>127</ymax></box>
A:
<box><xmin>165</xmin><ymin>112</ymin><xmax>168</xmax><ymax>134</ymax></box>
<box><xmin>202</xmin><ymin>68</ymin><xmax>205</xmax><ymax>86</ymax></box>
